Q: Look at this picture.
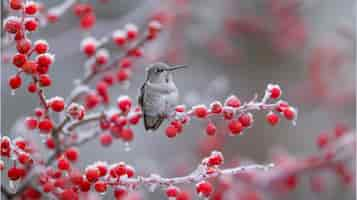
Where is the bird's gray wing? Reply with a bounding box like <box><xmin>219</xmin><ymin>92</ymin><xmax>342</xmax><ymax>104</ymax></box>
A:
<box><xmin>138</xmin><ymin>83</ymin><xmax>145</xmax><ymax>108</ymax></box>
<box><xmin>143</xmin><ymin>115</ymin><xmax>164</xmax><ymax>130</ymax></box>
<box><xmin>139</xmin><ymin>83</ymin><xmax>164</xmax><ymax>131</ymax></box>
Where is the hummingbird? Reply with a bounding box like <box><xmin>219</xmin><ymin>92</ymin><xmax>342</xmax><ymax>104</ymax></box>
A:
<box><xmin>138</xmin><ymin>62</ymin><xmax>187</xmax><ymax>131</ymax></box>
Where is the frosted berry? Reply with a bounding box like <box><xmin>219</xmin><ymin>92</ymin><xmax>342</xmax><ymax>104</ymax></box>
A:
<box><xmin>210</xmin><ymin>101</ymin><xmax>223</xmax><ymax>114</ymax></box>
<box><xmin>166</xmin><ymin>186</ymin><xmax>180</xmax><ymax>198</ymax></box>
<box><xmin>117</xmin><ymin>96</ymin><xmax>132</xmax><ymax>113</ymax></box>
<box><xmin>36</xmin><ymin>53</ymin><xmax>54</xmax><ymax>67</ymax></box>
<box><xmin>194</xmin><ymin>105</ymin><xmax>208</xmax><ymax>118</ymax></box>
<box><xmin>57</xmin><ymin>157</ymin><xmax>71</xmax><ymax>171</ymax></box>
<box><xmin>228</xmin><ymin>120</ymin><xmax>243</xmax><ymax>135</ymax></box>
<box><xmin>269</xmin><ymin>85</ymin><xmax>282</xmax><ymax>99</ymax></box>
<box><xmin>120</xmin><ymin>128</ymin><xmax>134</xmax><ymax>142</ymax></box>
<box><xmin>24</xmin><ymin>18</ymin><xmax>38</xmax><ymax>32</ymax></box>
<box><xmin>9</xmin><ymin>0</ymin><xmax>23</xmax><ymax>10</ymax></box>
<box><xmin>49</xmin><ymin>97</ymin><xmax>65</xmax><ymax>112</ymax></box>
<box><xmin>4</xmin><ymin>17</ymin><xmax>21</xmax><ymax>33</ymax></box>
<box><xmin>81</xmin><ymin>37</ymin><xmax>97</xmax><ymax>57</ymax></box>
<box><xmin>112</xmin><ymin>29</ymin><xmax>126</xmax><ymax>46</ymax></box>
<box><xmin>225</xmin><ymin>95</ymin><xmax>241</xmax><ymax>108</ymax></box>
<box><xmin>85</xmin><ymin>167</ymin><xmax>100</xmax><ymax>182</ymax></box>
<box><xmin>25</xmin><ymin>1</ymin><xmax>38</xmax><ymax>15</ymax></box>
<box><xmin>65</xmin><ymin>147</ymin><xmax>79</xmax><ymax>162</ymax></box>
<box><xmin>22</xmin><ymin>61</ymin><xmax>38</xmax><ymax>74</ymax></box>
<box><xmin>196</xmin><ymin>181</ymin><xmax>213</xmax><ymax>197</ymax></box>
<box><xmin>39</xmin><ymin>74</ymin><xmax>52</xmax><ymax>87</ymax></box>
<box><xmin>206</xmin><ymin>122</ymin><xmax>217</xmax><ymax>136</ymax></box>
<box><xmin>8</xmin><ymin>167</ymin><xmax>23</xmax><ymax>181</ymax></box>
<box><xmin>12</xmin><ymin>53</ymin><xmax>27</xmax><ymax>68</ymax></box>
<box><xmin>25</xmin><ymin>117</ymin><xmax>38</xmax><ymax>130</ymax></box>
<box><xmin>266</xmin><ymin>112</ymin><xmax>279</xmax><ymax>126</ymax></box>
<box><xmin>38</xmin><ymin>118</ymin><xmax>53</xmax><ymax>133</ymax></box>
<box><xmin>34</xmin><ymin>40</ymin><xmax>49</xmax><ymax>54</ymax></box>
<box><xmin>238</xmin><ymin>113</ymin><xmax>253</xmax><ymax>127</ymax></box>
<box><xmin>165</xmin><ymin>125</ymin><xmax>178</xmax><ymax>138</ymax></box>
<box><xmin>27</xmin><ymin>82</ymin><xmax>37</xmax><ymax>93</ymax></box>
<box><xmin>16</xmin><ymin>39</ymin><xmax>32</xmax><ymax>54</ymax></box>
<box><xmin>94</xmin><ymin>181</ymin><xmax>107</xmax><ymax>193</ymax></box>
<box><xmin>125</xmin><ymin>24</ymin><xmax>138</xmax><ymax>40</ymax></box>
<box><xmin>80</xmin><ymin>13</ymin><xmax>96</xmax><ymax>30</ymax></box>
<box><xmin>9</xmin><ymin>75</ymin><xmax>22</xmax><ymax>89</ymax></box>
<box><xmin>283</xmin><ymin>107</ymin><xmax>297</xmax><ymax>121</ymax></box>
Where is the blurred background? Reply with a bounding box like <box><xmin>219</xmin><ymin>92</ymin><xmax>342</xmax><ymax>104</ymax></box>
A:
<box><xmin>1</xmin><ymin>0</ymin><xmax>356</xmax><ymax>199</ymax></box>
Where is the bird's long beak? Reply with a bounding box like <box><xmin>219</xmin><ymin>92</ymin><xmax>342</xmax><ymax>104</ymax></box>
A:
<box><xmin>165</xmin><ymin>65</ymin><xmax>188</xmax><ymax>71</ymax></box>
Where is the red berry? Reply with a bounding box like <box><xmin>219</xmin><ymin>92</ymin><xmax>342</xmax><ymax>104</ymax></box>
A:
<box><xmin>225</xmin><ymin>95</ymin><xmax>241</xmax><ymax>108</ymax></box>
<box><xmin>25</xmin><ymin>117</ymin><xmax>37</xmax><ymax>130</ymax></box>
<box><xmin>125</xmin><ymin>24</ymin><xmax>138</xmax><ymax>40</ymax></box>
<box><xmin>27</xmin><ymin>82</ymin><xmax>37</xmax><ymax>93</ymax></box>
<box><xmin>117</xmin><ymin>96</ymin><xmax>132</xmax><ymax>113</ymax></box>
<box><xmin>22</xmin><ymin>61</ymin><xmax>38</xmax><ymax>74</ymax></box>
<box><xmin>18</xmin><ymin>152</ymin><xmax>31</xmax><ymax>164</ymax></box>
<box><xmin>57</xmin><ymin>157</ymin><xmax>71</xmax><ymax>171</ymax></box>
<box><xmin>8</xmin><ymin>167</ymin><xmax>23</xmax><ymax>181</ymax></box>
<box><xmin>45</xmin><ymin>138</ymin><xmax>56</xmax><ymax>149</ymax></box>
<box><xmin>205</xmin><ymin>122</ymin><xmax>217</xmax><ymax>136</ymax></box>
<box><xmin>266</xmin><ymin>112</ymin><xmax>279</xmax><ymax>126</ymax></box>
<box><xmin>166</xmin><ymin>186</ymin><xmax>180</xmax><ymax>198</ymax></box>
<box><xmin>223</xmin><ymin>108</ymin><xmax>234</xmax><ymax>120</ymax></box>
<box><xmin>210</xmin><ymin>101</ymin><xmax>223</xmax><ymax>114</ymax></box>
<box><xmin>34</xmin><ymin>40</ymin><xmax>49</xmax><ymax>54</ymax></box>
<box><xmin>196</xmin><ymin>181</ymin><xmax>213</xmax><ymax>197</ymax></box>
<box><xmin>283</xmin><ymin>107</ymin><xmax>296</xmax><ymax>120</ymax></box>
<box><xmin>117</xmin><ymin>69</ymin><xmax>130</xmax><ymax>82</ymax></box>
<box><xmin>275</xmin><ymin>101</ymin><xmax>289</xmax><ymax>112</ymax></box>
<box><xmin>37</xmin><ymin>53</ymin><xmax>54</xmax><ymax>67</ymax></box>
<box><xmin>38</xmin><ymin>118</ymin><xmax>53</xmax><ymax>133</ymax></box>
<box><xmin>9</xmin><ymin>75</ymin><xmax>22</xmax><ymax>89</ymax></box>
<box><xmin>79</xmin><ymin>180</ymin><xmax>91</xmax><ymax>192</ymax></box>
<box><xmin>208</xmin><ymin>151</ymin><xmax>224</xmax><ymax>166</ymax></box>
<box><xmin>99</xmin><ymin>133</ymin><xmax>112</xmax><ymax>146</ymax></box>
<box><xmin>120</xmin><ymin>128</ymin><xmax>134</xmax><ymax>142</ymax></box>
<box><xmin>60</xmin><ymin>189</ymin><xmax>78</xmax><ymax>200</ymax></box>
<box><xmin>81</xmin><ymin>37</ymin><xmax>97</xmax><ymax>56</ymax></box>
<box><xmin>269</xmin><ymin>85</ymin><xmax>282</xmax><ymax>99</ymax></box>
<box><xmin>194</xmin><ymin>105</ymin><xmax>208</xmax><ymax>118</ymax></box>
<box><xmin>96</xmin><ymin>163</ymin><xmax>108</xmax><ymax>177</ymax></box>
<box><xmin>80</xmin><ymin>13</ymin><xmax>96</xmax><ymax>30</ymax></box>
<box><xmin>9</xmin><ymin>0</ymin><xmax>23</xmax><ymax>10</ymax></box>
<box><xmin>4</xmin><ymin>17</ymin><xmax>21</xmax><ymax>33</ymax></box>
<box><xmin>238</xmin><ymin>113</ymin><xmax>253</xmax><ymax>127</ymax></box>
<box><xmin>24</xmin><ymin>18</ymin><xmax>38</xmax><ymax>32</ymax></box>
<box><xmin>125</xmin><ymin>165</ymin><xmax>135</xmax><ymax>178</ymax></box>
<box><xmin>16</xmin><ymin>39</ymin><xmax>32</xmax><ymax>54</ymax></box>
<box><xmin>94</xmin><ymin>181</ymin><xmax>107</xmax><ymax>193</ymax></box>
<box><xmin>112</xmin><ymin>30</ymin><xmax>126</xmax><ymax>46</ymax></box>
<box><xmin>85</xmin><ymin>93</ymin><xmax>101</xmax><ymax>109</ymax></box>
<box><xmin>114</xmin><ymin>188</ymin><xmax>128</xmax><ymax>199</ymax></box>
<box><xmin>25</xmin><ymin>1</ymin><xmax>38</xmax><ymax>15</ymax></box>
<box><xmin>39</xmin><ymin>74</ymin><xmax>52</xmax><ymax>87</ymax></box>
<box><xmin>166</xmin><ymin>125</ymin><xmax>178</xmax><ymax>138</ymax></box>
<box><xmin>12</xmin><ymin>53</ymin><xmax>27</xmax><ymax>68</ymax></box>
<box><xmin>85</xmin><ymin>167</ymin><xmax>100</xmax><ymax>182</ymax></box>
<box><xmin>49</xmin><ymin>97</ymin><xmax>65</xmax><ymax>112</ymax></box>
<box><xmin>43</xmin><ymin>182</ymin><xmax>54</xmax><ymax>193</ymax></box>
<box><xmin>228</xmin><ymin>120</ymin><xmax>243</xmax><ymax>135</ymax></box>
<box><xmin>65</xmin><ymin>147</ymin><xmax>79</xmax><ymax>162</ymax></box>
<box><xmin>119</xmin><ymin>58</ymin><xmax>132</xmax><ymax>68</ymax></box>
<box><xmin>316</xmin><ymin>133</ymin><xmax>329</xmax><ymax>149</ymax></box>
<box><xmin>95</xmin><ymin>49</ymin><xmax>109</xmax><ymax>65</ymax></box>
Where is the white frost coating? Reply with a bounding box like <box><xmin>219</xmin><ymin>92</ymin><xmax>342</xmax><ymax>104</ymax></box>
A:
<box><xmin>47</xmin><ymin>0</ymin><xmax>77</xmax><ymax>16</ymax></box>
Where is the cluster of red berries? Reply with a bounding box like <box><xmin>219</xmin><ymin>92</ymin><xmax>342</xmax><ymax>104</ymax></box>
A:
<box><xmin>73</xmin><ymin>2</ymin><xmax>96</xmax><ymax>30</ymax></box>
<box><xmin>165</xmin><ymin>84</ymin><xmax>297</xmax><ymax>138</ymax></box>
<box><xmin>79</xmin><ymin>21</ymin><xmax>161</xmax><ymax>109</ymax></box>
<box><xmin>96</xmin><ymin>96</ymin><xmax>142</xmax><ymax>146</ymax></box>
<box><xmin>1</xmin><ymin>136</ymin><xmax>35</xmax><ymax>182</ymax></box>
<box><xmin>5</xmin><ymin>1</ymin><xmax>56</xmax><ymax>93</ymax></box>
